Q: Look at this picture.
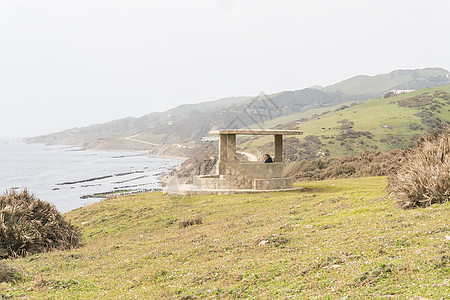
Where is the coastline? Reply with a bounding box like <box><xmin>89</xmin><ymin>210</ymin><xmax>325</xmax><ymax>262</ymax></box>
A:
<box><xmin>23</xmin><ymin>138</ymin><xmax>190</xmax><ymax>161</ymax></box>
<box><xmin>22</xmin><ymin>139</ymin><xmax>189</xmax><ymax>193</ymax></box>
<box><xmin>2</xmin><ymin>140</ymin><xmax>183</xmax><ymax>212</ymax></box>
<box><xmin>23</xmin><ymin>138</ymin><xmax>188</xmax><ymax>160</ymax></box>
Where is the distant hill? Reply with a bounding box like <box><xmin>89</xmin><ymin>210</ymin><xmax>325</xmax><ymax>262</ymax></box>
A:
<box><xmin>147</xmin><ymin>88</ymin><xmax>346</xmax><ymax>142</ymax></box>
<box><xmin>25</xmin><ymin>96</ymin><xmax>250</xmax><ymax>150</ymax></box>
<box><xmin>26</xmin><ymin>68</ymin><xmax>450</xmax><ymax>156</ymax></box>
<box><xmin>316</xmin><ymin>67</ymin><xmax>450</xmax><ymax>99</ymax></box>
<box><xmin>25</xmin><ymin>89</ymin><xmax>347</xmax><ymax>149</ymax></box>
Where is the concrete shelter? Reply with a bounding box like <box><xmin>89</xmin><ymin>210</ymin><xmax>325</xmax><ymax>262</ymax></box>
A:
<box><xmin>165</xmin><ymin>129</ymin><xmax>303</xmax><ymax>195</ymax></box>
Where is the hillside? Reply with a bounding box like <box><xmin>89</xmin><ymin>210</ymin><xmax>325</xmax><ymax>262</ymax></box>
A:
<box><xmin>4</xmin><ymin>177</ymin><xmax>450</xmax><ymax>298</ymax></box>
<box><xmin>25</xmin><ymin>68</ymin><xmax>450</xmax><ymax>155</ymax></box>
<box><xmin>238</xmin><ymin>84</ymin><xmax>450</xmax><ymax>160</ymax></box>
<box><xmin>24</xmin><ymin>96</ymin><xmax>250</xmax><ymax>151</ymax></box>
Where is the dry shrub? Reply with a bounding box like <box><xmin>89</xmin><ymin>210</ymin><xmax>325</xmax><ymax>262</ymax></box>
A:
<box><xmin>285</xmin><ymin>149</ymin><xmax>407</xmax><ymax>181</ymax></box>
<box><xmin>0</xmin><ymin>261</ymin><xmax>22</xmax><ymax>283</ymax></box>
<box><xmin>179</xmin><ymin>216</ymin><xmax>202</xmax><ymax>228</ymax></box>
<box><xmin>387</xmin><ymin>130</ymin><xmax>450</xmax><ymax>208</ymax></box>
<box><xmin>354</xmin><ymin>263</ymin><xmax>395</xmax><ymax>287</ymax></box>
<box><xmin>0</xmin><ymin>190</ymin><xmax>82</xmax><ymax>258</ymax></box>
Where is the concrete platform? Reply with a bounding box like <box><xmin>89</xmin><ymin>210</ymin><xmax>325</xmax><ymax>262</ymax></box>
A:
<box><xmin>163</xmin><ymin>184</ymin><xmax>303</xmax><ymax>195</ymax></box>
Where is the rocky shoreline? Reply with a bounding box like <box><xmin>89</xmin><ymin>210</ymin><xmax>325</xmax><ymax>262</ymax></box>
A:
<box><xmin>24</xmin><ymin>139</ymin><xmax>194</xmax><ymax>195</ymax></box>
<box><xmin>80</xmin><ymin>188</ymin><xmax>162</xmax><ymax>199</ymax></box>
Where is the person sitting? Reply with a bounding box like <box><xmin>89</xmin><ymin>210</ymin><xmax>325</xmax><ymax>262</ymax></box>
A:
<box><xmin>263</xmin><ymin>154</ymin><xmax>273</xmax><ymax>163</ymax></box>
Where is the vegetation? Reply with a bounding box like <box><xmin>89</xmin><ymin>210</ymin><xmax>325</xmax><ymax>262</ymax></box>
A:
<box><xmin>395</xmin><ymin>90</ymin><xmax>450</xmax><ymax>132</ymax></box>
<box><xmin>0</xmin><ymin>261</ymin><xmax>22</xmax><ymax>284</ymax></box>
<box><xmin>285</xmin><ymin>149</ymin><xmax>407</xmax><ymax>181</ymax></box>
<box><xmin>0</xmin><ymin>190</ymin><xmax>82</xmax><ymax>259</ymax></box>
<box><xmin>388</xmin><ymin>129</ymin><xmax>450</xmax><ymax>208</ymax></box>
<box><xmin>3</xmin><ymin>178</ymin><xmax>449</xmax><ymax>298</ymax></box>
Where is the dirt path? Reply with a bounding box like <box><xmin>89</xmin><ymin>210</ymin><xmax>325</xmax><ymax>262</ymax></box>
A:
<box><xmin>125</xmin><ymin>134</ymin><xmax>161</xmax><ymax>146</ymax></box>
<box><xmin>237</xmin><ymin>151</ymin><xmax>258</xmax><ymax>161</ymax></box>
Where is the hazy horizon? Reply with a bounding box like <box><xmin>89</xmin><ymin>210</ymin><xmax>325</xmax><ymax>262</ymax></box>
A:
<box><xmin>1</xmin><ymin>0</ymin><xmax>450</xmax><ymax>138</ymax></box>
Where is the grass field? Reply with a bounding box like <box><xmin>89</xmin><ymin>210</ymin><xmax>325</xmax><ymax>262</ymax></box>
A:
<box><xmin>2</xmin><ymin>177</ymin><xmax>449</xmax><ymax>299</ymax></box>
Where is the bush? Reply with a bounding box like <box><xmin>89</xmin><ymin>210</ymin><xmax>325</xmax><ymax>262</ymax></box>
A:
<box><xmin>285</xmin><ymin>149</ymin><xmax>407</xmax><ymax>181</ymax></box>
<box><xmin>409</xmin><ymin>123</ymin><xmax>424</xmax><ymax>131</ymax></box>
<box><xmin>387</xmin><ymin>130</ymin><xmax>450</xmax><ymax>208</ymax></box>
<box><xmin>179</xmin><ymin>216</ymin><xmax>202</xmax><ymax>228</ymax></box>
<box><xmin>0</xmin><ymin>190</ymin><xmax>82</xmax><ymax>258</ymax></box>
<box><xmin>0</xmin><ymin>261</ymin><xmax>22</xmax><ymax>283</ymax></box>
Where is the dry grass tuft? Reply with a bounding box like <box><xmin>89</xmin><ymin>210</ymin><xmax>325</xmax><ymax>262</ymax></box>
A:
<box><xmin>354</xmin><ymin>263</ymin><xmax>396</xmax><ymax>287</ymax></box>
<box><xmin>0</xmin><ymin>261</ymin><xmax>22</xmax><ymax>283</ymax></box>
<box><xmin>178</xmin><ymin>216</ymin><xmax>203</xmax><ymax>228</ymax></box>
<box><xmin>0</xmin><ymin>189</ymin><xmax>82</xmax><ymax>258</ymax></box>
<box><xmin>387</xmin><ymin>129</ymin><xmax>450</xmax><ymax>208</ymax></box>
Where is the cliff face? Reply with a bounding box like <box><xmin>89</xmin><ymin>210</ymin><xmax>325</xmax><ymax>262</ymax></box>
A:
<box><xmin>165</xmin><ymin>145</ymin><xmax>218</xmax><ymax>184</ymax></box>
<box><xmin>163</xmin><ymin>144</ymin><xmax>252</xmax><ymax>185</ymax></box>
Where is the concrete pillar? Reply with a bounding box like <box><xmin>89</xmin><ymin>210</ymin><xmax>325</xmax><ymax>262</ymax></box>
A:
<box><xmin>274</xmin><ymin>134</ymin><xmax>283</xmax><ymax>162</ymax></box>
<box><xmin>227</xmin><ymin>134</ymin><xmax>236</xmax><ymax>163</ymax></box>
<box><xmin>218</xmin><ymin>134</ymin><xmax>228</xmax><ymax>175</ymax></box>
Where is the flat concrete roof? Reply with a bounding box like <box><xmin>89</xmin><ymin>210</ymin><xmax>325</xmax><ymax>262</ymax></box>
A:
<box><xmin>209</xmin><ymin>129</ymin><xmax>303</xmax><ymax>135</ymax></box>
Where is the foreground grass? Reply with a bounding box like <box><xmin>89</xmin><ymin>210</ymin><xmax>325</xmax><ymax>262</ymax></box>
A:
<box><xmin>3</xmin><ymin>177</ymin><xmax>449</xmax><ymax>299</ymax></box>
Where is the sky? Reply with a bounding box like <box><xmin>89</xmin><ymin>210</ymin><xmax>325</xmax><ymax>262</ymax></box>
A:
<box><xmin>1</xmin><ymin>0</ymin><xmax>449</xmax><ymax>138</ymax></box>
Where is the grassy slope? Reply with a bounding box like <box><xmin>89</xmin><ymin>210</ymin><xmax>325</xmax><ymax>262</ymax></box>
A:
<box><xmin>4</xmin><ymin>177</ymin><xmax>449</xmax><ymax>299</ymax></box>
<box><xmin>239</xmin><ymin>85</ymin><xmax>450</xmax><ymax>157</ymax></box>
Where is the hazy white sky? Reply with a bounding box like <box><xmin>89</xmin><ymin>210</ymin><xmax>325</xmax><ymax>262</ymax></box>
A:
<box><xmin>1</xmin><ymin>0</ymin><xmax>449</xmax><ymax>138</ymax></box>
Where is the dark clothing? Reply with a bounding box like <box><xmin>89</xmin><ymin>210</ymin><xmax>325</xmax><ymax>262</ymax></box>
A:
<box><xmin>264</xmin><ymin>157</ymin><xmax>273</xmax><ymax>163</ymax></box>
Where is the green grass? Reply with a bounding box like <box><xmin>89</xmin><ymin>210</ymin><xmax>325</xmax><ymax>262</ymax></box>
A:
<box><xmin>3</xmin><ymin>177</ymin><xmax>449</xmax><ymax>298</ymax></box>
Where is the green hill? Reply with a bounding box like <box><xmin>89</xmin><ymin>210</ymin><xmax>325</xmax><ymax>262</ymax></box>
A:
<box><xmin>4</xmin><ymin>177</ymin><xmax>450</xmax><ymax>298</ymax></box>
<box><xmin>319</xmin><ymin>67</ymin><xmax>450</xmax><ymax>98</ymax></box>
<box><xmin>239</xmin><ymin>85</ymin><xmax>450</xmax><ymax>160</ymax></box>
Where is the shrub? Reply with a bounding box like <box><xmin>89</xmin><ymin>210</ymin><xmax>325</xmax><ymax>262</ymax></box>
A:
<box><xmin>0</xmin><ymin>261</ymin><xmax>22</xmax><ymax>283</ymax></box>
<box><xmin>285</xmin><ymin>149</ymin><xmax>407</xmax><ymax>181</ymax></box>
<box><xmin>387</xmin><ymin>130</ymin><xmax>450</xmax><ymax>208</ymax></box>
<box><xmin>409</xmin><ymin>123</ymin><xmax>424</xmax><ymax>131</ymax></box>
<box><xmin>0</xmin><ymin>190</ymin><xmax>82</xmax><ymax>258</ymax></box>
<box><xmin>179</xmin><ymin>216</ymin><xmax>202</xmax><ymax>228</ymax></box>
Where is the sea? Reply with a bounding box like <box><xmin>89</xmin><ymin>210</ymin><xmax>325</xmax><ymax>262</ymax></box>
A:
<box><xmin>0</xmin><ymin>139</ymin><xmax>182</xmax><ymax>213</ymax></box>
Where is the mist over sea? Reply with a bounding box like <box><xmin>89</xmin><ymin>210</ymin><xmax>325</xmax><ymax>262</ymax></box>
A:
<box><xmin>0</xmin><ymin>139</ymin><xmax>181</xmax><ymax>213</ymax></box>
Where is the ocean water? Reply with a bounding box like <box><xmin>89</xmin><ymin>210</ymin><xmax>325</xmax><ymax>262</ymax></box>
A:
<box><xmin>0</xmin><ymin>139</ymin><xmax>181</xmax><ymax>213</ymax></box>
